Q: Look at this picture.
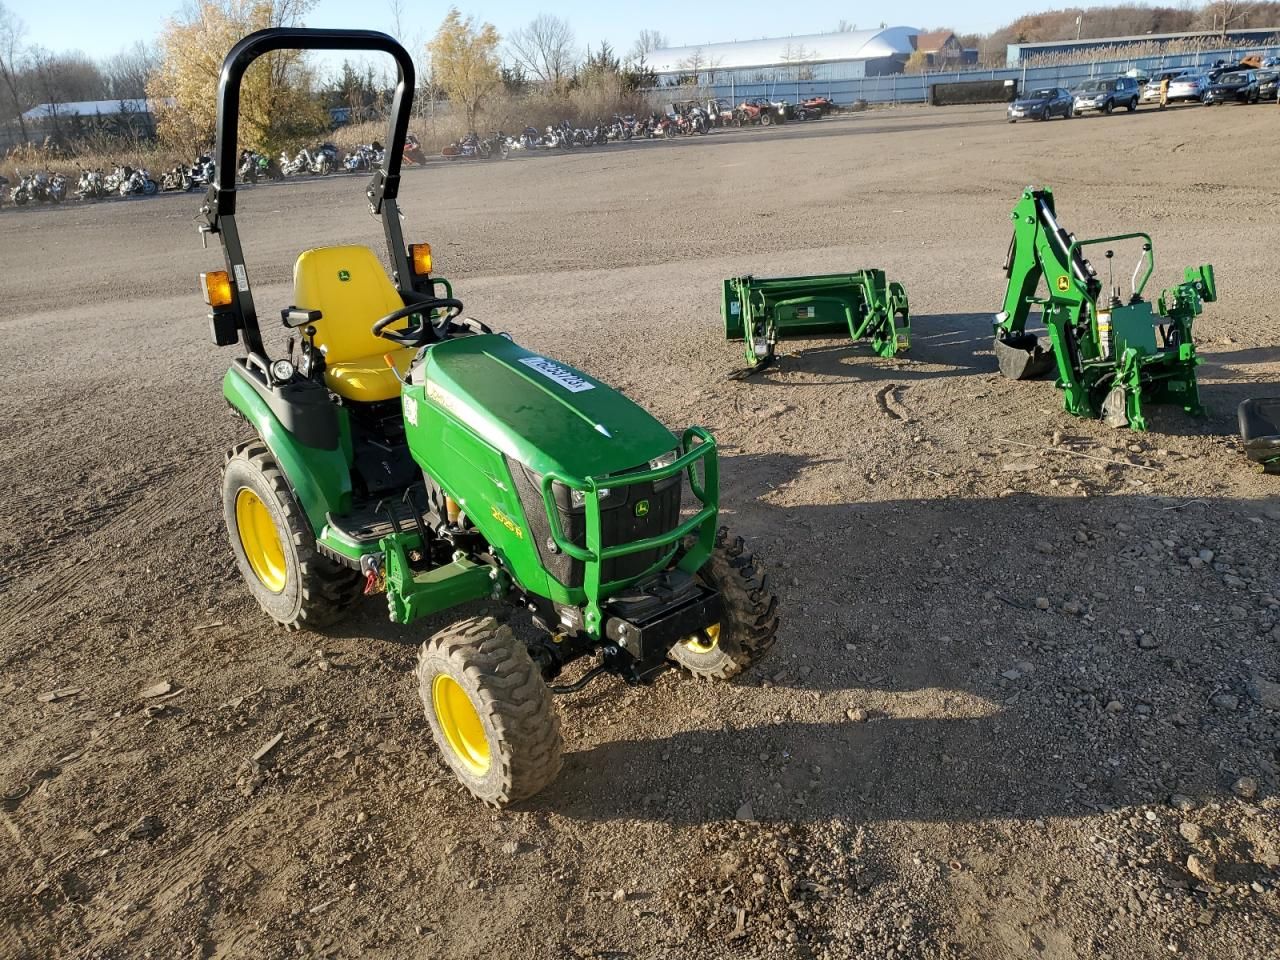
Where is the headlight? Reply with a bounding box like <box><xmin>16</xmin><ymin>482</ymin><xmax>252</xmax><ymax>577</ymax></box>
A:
<box><xmin>649</xmin><ymin>449</ymin><xmax>679</xmax><ymax>471</ymax></box>
<box><xmin>570</xmin><ymin>486</ymin><xmax>611</xmax><ymax>508</ymax></box>
<box><xmin>270</xmin><ymin>359</ymin><xmax>295</xmax><ymax>382</ymax></box>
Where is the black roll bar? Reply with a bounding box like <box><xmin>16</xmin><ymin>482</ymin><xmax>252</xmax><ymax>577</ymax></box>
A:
<box><xmin>198</xmin><ymin>28</ymin><xmax>420</xmax><ymax>358</ymax></box>
<box><xmin>209</xmin><ymin>27</ymin><xmax>414</xmax><ymax>214</ymax></box>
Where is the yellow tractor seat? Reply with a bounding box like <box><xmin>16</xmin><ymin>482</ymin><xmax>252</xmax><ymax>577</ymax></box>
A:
<box><xmin>292</xmin><ymin>244</ymin><xmax>415</xmax><ymax>403</ymax></box>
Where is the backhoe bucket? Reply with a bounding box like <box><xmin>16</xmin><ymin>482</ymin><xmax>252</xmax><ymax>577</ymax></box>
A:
<box><xmin>994</xmin><ymin>333</ymin><xmax>1054</xmax><ymax>381</ymax></box>
<box><xmin>1239</xmin><ymin>398</ymin><xmax>1280</xmax><ymax>474</ymax></box>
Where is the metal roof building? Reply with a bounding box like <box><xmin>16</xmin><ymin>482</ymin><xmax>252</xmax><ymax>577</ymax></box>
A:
<box><xmin>651</xmin><ymin>27</ymin><xmax>921</xmax><ymax>82</ymax></box>
<box><xmin>20</xmin><ymin>98</ymin><xmax>174</xmax><ymax>121</ymax></box>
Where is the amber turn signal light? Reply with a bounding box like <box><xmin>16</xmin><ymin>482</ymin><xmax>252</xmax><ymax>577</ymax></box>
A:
<box><xmin>409</xmin><ymin>243</ymin><xmax>432</xmax><ymax>276</ymax></box>
<box><xmin>200</xmin><ymin>270</ymin><xmax>234</xmax><ymax>308</ymax></box>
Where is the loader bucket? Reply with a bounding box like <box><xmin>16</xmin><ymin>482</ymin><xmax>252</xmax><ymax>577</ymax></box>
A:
<box><xmin>994</xmin><ymin>334</ymin><xmax>1054</xmax><ymax>381</ymax></box>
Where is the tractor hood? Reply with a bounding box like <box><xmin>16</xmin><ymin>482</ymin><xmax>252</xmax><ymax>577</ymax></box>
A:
<box><xmin>414</xmin><ymin>334</ymin><xmax>678</xmax><ymax>479</ymax></box>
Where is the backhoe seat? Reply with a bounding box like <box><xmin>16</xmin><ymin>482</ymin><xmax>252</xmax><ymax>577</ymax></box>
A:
<box><xmin>293</xmin><ymin>245</ymin><xmax>415</xmax><ymax>403</ymax></box>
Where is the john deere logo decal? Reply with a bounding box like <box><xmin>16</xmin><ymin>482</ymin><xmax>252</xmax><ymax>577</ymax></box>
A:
<box><xmin>1056</xmin><ymin>275</ymin><xmax>1070</xmax><ymax>292</ymax></box>
<box><xmin>635</xmin><ymin>500</ymin><xmax>650</xmax><ymax>518</ymax></box>
<box><xmin>338</xmin><ymin>270</ymin><xmax>351</xmax><ymax>282</ymax></box>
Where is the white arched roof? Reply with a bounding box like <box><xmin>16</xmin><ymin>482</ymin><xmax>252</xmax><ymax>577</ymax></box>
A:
<box><xmin>649</xmin><ymin>27</ymin><xmax>920</xmax><ymax>74</ymax></box>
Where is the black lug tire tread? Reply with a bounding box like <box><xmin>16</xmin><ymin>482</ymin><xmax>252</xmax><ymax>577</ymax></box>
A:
<box><xmin>222</xmin><ymin>440</ymin><xmax>362</xmax><ymax>631</ymax></box>
<box><xmin>670</xmin><ymin>526</ymin><xmax>780</xmax><ymax>681</ymax></box>
<box><xmin>417</xmin><ymin>617</ymin><xmax>563</xmax><ymax>807</ymax></box>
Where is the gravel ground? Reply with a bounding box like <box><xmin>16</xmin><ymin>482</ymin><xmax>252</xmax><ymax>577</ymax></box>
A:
<box><xmin>1</xmin><ymin>102</ymin><xmax>1278</xmax><ymax>959</ymax></box>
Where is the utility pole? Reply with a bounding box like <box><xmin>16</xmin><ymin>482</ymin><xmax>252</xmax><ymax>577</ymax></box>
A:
<box><xmin>1076</xmin><ymin>13</ymin><xmax>1083</xmax><ymax>41</ymax></box>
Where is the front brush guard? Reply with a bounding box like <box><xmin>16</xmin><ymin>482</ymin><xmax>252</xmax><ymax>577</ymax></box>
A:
<box><xmin>539</xmin><ymin>427</ymin><xmax>719</xmax><ymax>638</ymax></box>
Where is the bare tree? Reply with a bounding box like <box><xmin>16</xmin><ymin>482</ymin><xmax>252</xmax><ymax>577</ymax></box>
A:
<box><xmin>102</xmin><ymin>41</ymin><xmax>158</xmax><ymax>100</ymax></box>
<box><xmin>780</xmin><ymin>43</ymin><xmax>817</xmax><ymax>82</ymax></box>
<box><xmin>1199</xmin><ymin>0</ymin><xmax>1249</xmax><ymax>35</ymax></box>
<box><xmin>835</xmin><ymin>19</ymin><xmax>857</xmax><ymax>33</ymax></box>
<box><xmin>507</xmin><ymin>13</ymin><xmax>576</xmax><ymax>89</ymax></box>
<box><xmin>387</xmin><ymin>0</ymin><xmax>406</xmax><ymax>39</ymax></box>
<box><xmin>629</xmin><ymin>28</ymin><xmax>668</xmax><ymax>64</ymax></box>
<box><xmin>0</xmin><ymin>1</ymin><xmax>28</xmax><ymax>141</ymax></box>
<box><xmin>678</xmin><ymin>47</ymin><xmax>706</xmax><ymax>83</ymax></box>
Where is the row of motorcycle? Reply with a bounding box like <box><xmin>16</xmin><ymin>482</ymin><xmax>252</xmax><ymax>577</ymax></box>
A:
<box><xmin>442</xmin><ymin>108</ymin><xmax>716</xmax><ymax>161</ymax></box>
<box><xmin>1</xmin><ymin>95</ymin><xmax>811</xmax><ymax>207</ymax></box>
<box><xmin>0</xmin><ymin>163</ymin><xmax>164</xmax><ymax>205</ymax></box>
<box><xmin>0</xmin><ymin>135</ymin><xmax>432</xmax><ymax>209</ymax></box>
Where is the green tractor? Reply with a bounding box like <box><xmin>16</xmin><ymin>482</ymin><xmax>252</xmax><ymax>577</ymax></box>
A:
<box><xmin>993</xmin><ymin>187</ymin><xmax>1216</xmax><ymax>431</ymax></box>
<box><xmin>199</xmin><ymin>29</ymin><xmax>779</xmax><ymax>807</ymax></box>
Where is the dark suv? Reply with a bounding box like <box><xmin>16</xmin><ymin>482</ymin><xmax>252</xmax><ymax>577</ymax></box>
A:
<box><xmin>1071</xmin><ymin>76</ymin><xmax>1141</xmax><ymax>114</ymax></box>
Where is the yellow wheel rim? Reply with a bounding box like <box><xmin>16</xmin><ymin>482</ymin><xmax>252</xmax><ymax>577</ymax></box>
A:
<box><xmin>684</xmin><ymin>623</ymin><xmax>721</xmax><ymax>655</ymax></box>
<box><xmin>432</xmin><ymin>674</ymin><xmax>491</xmax><ymax>775</ymax></box>
<box><xmin>235</xmin><ymin>488</ymin><xmax>287</xmax><ymax>593</ymax></box>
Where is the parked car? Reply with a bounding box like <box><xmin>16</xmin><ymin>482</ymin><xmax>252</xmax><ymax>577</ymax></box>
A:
<box><xmin>1007</xmin><ymin>87</ymin><xmax>1074</xmax><ymax>121</ymax></box>
<box><xmin>1141</xmin><ymin>70</ymin><xmax>1187</xmax><ymax>103</ymax></box>
<box><xmin>1203</xmin><ymin>69</ymin><xmax>1260</xmax><ymax>104</ymax></box>
<box><xmin>1258</xmin><ymin>69</ymin><xmax>1278</xmax><ymax>101</ymax></box>
<box><xmin>1071</xmin><ymin>76</ymin><xmax>1141</xmax><ymax>114</ymax></box>
<box><xmin>1166</xmin><ymin>73</ymin><xmax>1208</xmax><ymax>103</ymax></box>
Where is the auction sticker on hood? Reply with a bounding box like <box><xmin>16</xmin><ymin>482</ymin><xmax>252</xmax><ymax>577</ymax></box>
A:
<box><xmin>517</xmin><ymin>355</ymin><xmax>595</xmax><ymax>393</ymax></box>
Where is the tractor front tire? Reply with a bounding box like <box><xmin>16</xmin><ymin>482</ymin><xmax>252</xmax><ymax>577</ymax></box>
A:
<box><xmin>669</xmin><ymin>527</ymin><xmax>780</xmax><ymax>681</ymax></box>
<box><xmin>417</xmin><ymin>617</ymin><xmax>563</xmax><ymax>807</ymax></box>
<box><xmin>222</xmin><ymin>441</ymin><xmax>362</xmax><ymax>630</ymax></box>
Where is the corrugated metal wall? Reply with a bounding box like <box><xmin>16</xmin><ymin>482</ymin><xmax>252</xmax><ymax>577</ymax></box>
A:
<box><xmin>651</xmin><ymin>43</ymin><xmax>1280</xmax><ymax>106</ymax></box>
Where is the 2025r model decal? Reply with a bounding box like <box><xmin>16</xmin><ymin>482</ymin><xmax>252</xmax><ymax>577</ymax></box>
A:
<box><xmin>517</xmin><ymin>355</ymin><xmax>595</xmax><ymax>393</ymax></box>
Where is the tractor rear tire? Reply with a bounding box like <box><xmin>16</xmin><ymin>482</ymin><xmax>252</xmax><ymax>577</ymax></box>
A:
<box><xmin>417</xmin><ymin>617</ymin><xmax>563</xmax><ymax>807</ymax></box>
<box><xmin>222</xmin><ymin>441</ymin><xmax>363</xmax><ymax>631</ymax></box>
<box><xmin>669</xmin><ymin>527</ymin><xmax>780</xmax><ymax>681</ymax></box>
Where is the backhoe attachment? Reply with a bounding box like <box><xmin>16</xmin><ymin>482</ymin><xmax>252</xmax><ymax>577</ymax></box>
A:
<box><xmin>993</xmin><ymin>187</ymin><xmax>1216</xmax><ymax>431</ymax></box>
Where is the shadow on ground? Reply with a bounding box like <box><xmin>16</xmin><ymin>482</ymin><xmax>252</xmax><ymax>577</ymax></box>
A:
<box><xmin>728</xmin><ymin>313</ymin><xmax>997</xmax><ymax>384</ymax></box>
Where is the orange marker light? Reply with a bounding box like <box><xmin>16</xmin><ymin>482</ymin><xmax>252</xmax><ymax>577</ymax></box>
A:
<box><xmin>200</xmin><ymin>270</ymin><xmax>234</xmax><ymax>308</ymax></box>
<box><xmin>409</xmin><ymin>243</ymin><xmax>432</xmax><ymax>276</ymax></box>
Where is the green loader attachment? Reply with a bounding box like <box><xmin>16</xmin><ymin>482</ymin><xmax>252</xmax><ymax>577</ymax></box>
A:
<box><xmin>993</xmin><ymin>186</ymin><xmax>1216</xmax><ymax>431</ymax></box>
<box><xmin>722</xmin><ymin>269</ymin><xmax>911</xmax><ymax>374</ymax></box>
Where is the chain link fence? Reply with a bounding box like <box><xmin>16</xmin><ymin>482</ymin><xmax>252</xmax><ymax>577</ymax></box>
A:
<box><xmin>647</xmin><ymin>43</ymin><xmax>1280</xmax><ymax>107</ymax></box>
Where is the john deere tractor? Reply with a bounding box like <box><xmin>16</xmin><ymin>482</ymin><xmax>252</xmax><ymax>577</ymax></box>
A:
<box><xmin>199</xmin><ymin>29</ymin><xmax>779</xmax><ymax>807</ymax></box>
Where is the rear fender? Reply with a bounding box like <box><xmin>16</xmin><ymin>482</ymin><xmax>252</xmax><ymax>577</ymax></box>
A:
<box><xmin>223</xmin><ymin>366</ymin><xmax>354</xmax><ymax>533</ymax></box>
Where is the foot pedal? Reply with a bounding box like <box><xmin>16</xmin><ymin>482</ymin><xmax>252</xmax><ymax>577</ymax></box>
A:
<box><xmin>1238</xmin><ymin>398</ymin><xmax>1280</xmax><ymax>473</ymax></box>
<box><xmin>994</xmin><ymin>334</ymin><xmax>1054</xmax><ymax>381</ymax></box>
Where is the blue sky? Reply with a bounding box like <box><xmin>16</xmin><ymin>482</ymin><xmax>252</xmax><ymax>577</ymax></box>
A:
<box><xmin>16</xmin><ymin>0</ymin><xmax>1063</xmax><ymax>64</ymax></box>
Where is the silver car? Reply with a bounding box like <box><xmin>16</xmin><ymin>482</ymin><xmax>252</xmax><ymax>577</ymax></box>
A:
<box><xmin>1167</xmin><ymin>73</ymin><xmax>1208</xmax><ymax>102</ymax></box>
<box><xmin>1142</xmin><ymin>70</ymin><xmax>1186</xmax><ymax>102</ymax></box>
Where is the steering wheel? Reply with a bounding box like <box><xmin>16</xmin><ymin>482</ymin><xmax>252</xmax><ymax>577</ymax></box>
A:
<box><xmin>371</xmin><ymin>296</ymin><xmax>464</xmax><ymax>348</ymax></box>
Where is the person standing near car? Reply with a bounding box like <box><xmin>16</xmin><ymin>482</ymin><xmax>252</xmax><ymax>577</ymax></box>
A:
<box><xmin>1160</xmin><ymin>75</ymin><xmax>1170</xmax><ymax>109</ymax></box>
